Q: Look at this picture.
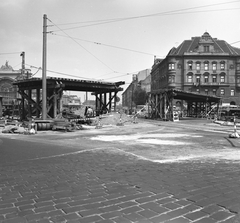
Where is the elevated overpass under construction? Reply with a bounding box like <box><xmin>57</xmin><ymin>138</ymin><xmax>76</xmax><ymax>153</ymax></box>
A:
<box><xmin>13</xmin><ymin>77</ymin><xmax>124</xmax><ymax>120</ymax></box>
<box><xmin>149</xmin><ymin>89</ymin><xmax>221</xmax><ymax>120</ymax></box>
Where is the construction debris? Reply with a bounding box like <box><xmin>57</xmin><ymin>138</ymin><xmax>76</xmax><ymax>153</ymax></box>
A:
<box><xmin>0</xmin><ymin>111</ymin><xmax>139</xmax><ymax>134</ymax></box>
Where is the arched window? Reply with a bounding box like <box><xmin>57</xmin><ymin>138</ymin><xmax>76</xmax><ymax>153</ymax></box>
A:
<box><xmin>203</xmin><ymin>72</ymin><xmax>209</xmax><ymax>83</ymax></box>
<box><xmin>220</xmin><ymin>61</ymin><xmax>225</xmax><ymax>70</ymax></box>
<box><xmin>187</xmin><ymin>61</ymin><xmax>193</xmax><ymax>70</ymax></box>
<box><xmin>204</xmin><ymin>61</ymin><xmax>209</xmax><ymax>71</ymax></box>
<box><xmin>196</xmin><ymin>61</ymin><xmax>201</xmax><ymax>72</ymax></box>
<box><xmin>220</xmin><ymin>72</ymin><xmax>226</xmax><ymax>83</ymax></box>
<box><xmin>187</xmin><ymin>72</ymin><xmax>193</xmax><ymax>83</ymax></box>
<box><xmin>212</xmin><ymin>61</ymin><xmax>217</xmax><ymax>72</ymax></box>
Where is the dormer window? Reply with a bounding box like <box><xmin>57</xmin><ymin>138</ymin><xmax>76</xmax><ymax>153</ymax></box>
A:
<box><xmin>168</xmin><ymin>63</ymin><xmax>175</xmax><ymax>70</ymax></box>
<box><xmin>204</xmin><ymin>46</ymin><xmax>209</xmax><ymax>52</ymax></box>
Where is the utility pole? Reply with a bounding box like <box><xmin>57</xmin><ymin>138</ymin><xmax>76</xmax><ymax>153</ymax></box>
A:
<box><xmin>20</xmin><ymin>52</ymin><xmax>25</xmax><ymax>77</ymax></box>
<box><xmin>42</xmin><ymin>14</ymin><xmax>47</xmax><ymax>120</ymax></box>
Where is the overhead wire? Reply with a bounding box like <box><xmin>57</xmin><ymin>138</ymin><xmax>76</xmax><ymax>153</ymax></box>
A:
<box><xmin>50</xmin><ymin>1</ymin><xmax>240</xmax><ymax>32</ymax></box>
<box><xmin>25</xmin><ymin>64</ymin><xmax>94</xmax><ymax>80</ymax></box>
<box><xmin>0</xmin><ymin>52</ymin><xmax>22</xmax><ymax>55</ymax></box>
<box><xmin>47</xmin><ymin>1</ymin><xmax>240</xmax><ymax>80</ymax></box>
<box><xmin>47</xmin><ymin>17</ymin><xmax>118</xmax><ymax>74</ymax></box>
<box><xmin>231</xmin><ymin>40</ymin><xmax>240</xmax><ymax>45</ymax></box>
<box><xmin>38</xmin><ymin>1</ymin><xmax>240</xmax><ymax>82</ymax></box>
<box><xmin>51</xmin><ymin>33</ymin><xmax>161</xmax><ymax>57</ymax></box>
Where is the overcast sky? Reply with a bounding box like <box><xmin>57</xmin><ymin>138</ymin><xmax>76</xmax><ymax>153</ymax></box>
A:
<box><xmin>0</xmin><ymin>0</ymin><xmax>240</xmax><ymax>100</ymax></box>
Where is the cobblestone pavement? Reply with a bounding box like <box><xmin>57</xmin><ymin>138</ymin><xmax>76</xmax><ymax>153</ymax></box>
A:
<box><xmin>0</xmin><ymin>119</ymin><xmax>240</xmax><ymax>223</ymax></box>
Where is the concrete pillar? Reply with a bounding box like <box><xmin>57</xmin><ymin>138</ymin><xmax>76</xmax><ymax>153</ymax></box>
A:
<box><xmin>0</xmin><ymin>97</ymin><xmax>3</xmax><ymax>117</ymax></box>
<box><xmin>36</xmin><ymin>89</ymin><xmax>40</xmax><ymax>118</ymax></box>
<box><xmin>53</xmin><ymin>89</ymin><xmax>57</xmax><ymax>118</ymax></box>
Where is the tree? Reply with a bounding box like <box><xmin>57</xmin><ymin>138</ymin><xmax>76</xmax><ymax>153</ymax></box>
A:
<box><xmin>133</xmin><ymin>87</ymin><xmax>147</xmax><ymax>106</ymax></box>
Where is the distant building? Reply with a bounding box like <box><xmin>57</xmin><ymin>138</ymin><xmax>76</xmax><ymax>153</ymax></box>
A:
<box><xmin>61</xmin><ymin>94</ymin><xmax>81</xmax><ymax>110</ymax></box>
<box><xmin>0</xmin><ymin>61</ymin><xmax>31</xmax><ymax>110</ymax></box>
<box><xmin>151</xmin><ymin>32</ymin><xmax>240</xmax><ymax>105</ymax></box>
<box><xmin>122</xmin><ymin>69</ymin><xmax>151</xmax><ymax>111</ymax></box>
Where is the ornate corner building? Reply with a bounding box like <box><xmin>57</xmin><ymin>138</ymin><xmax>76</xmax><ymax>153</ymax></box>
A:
<box><xmin>151</xmin><ymin>32</ymin><xmax>240</xmax><ymax>105</ymax></box>
<box><xmin>0</xmin><ymin>61</ymin><xmax>21</xmax><ymax>109</ymax></box>
<box><xmin>0</xmin><ymin>61</ymin><xmax>31</xmax><ymax>116</ymax></box>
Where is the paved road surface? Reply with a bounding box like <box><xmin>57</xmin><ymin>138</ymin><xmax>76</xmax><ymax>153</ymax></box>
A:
<box><xmin>0</xmin><ymin>118</ymin><xmax>240</xmax><ymax>223</ymax></box>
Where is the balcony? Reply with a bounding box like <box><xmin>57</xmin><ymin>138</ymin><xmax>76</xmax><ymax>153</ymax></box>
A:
<box><xmin>168</xmin><ymin>82</ymin><xmax>176</xmax><ymax>88</ymax></box>
<box><xmin>168</xmin><ymin>70</ymin><xmax>176</xmax><ymax>74</ymax></box>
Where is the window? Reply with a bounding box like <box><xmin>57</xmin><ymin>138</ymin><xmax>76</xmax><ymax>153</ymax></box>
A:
<box><xmin>196</xmin><ymin>88</ymin><xmax>200</xmax><ymax>93</ymax></box>
<box><xmin>220</xmin><ymin>89</ymin><xmax>225</xmax><ymax>95</ymax></box>
<box><xmin>196</xmin><ymin>63</ymin><xmax>201</xmax><ymax>71</ymax></box>
<box><xmin>168</xmin><ymin>75</ymin><xmax>175</xmax><ymax>83</ymax></box>
<box><xmin>188</xmin><ymin>63</ymin><xmax>192</xmax><ymax>70</ymax></box>
<box><xmin>237</xmin><ymin>76</ymin><xmax>240</xmax><ymax>83</ymax></box>
<box><xmin>205</xmin><ymin>89</ymin><xmax>208</xmax><ymax>95</ymax></box>
<box><xmin>212</xmin><ymin>63</ymin><xmax>217</xmax><ymax>71</ymax></box>
<box><xmin>204</xmin><ymin>75</ymin><xmax>209</xmax><ymax>83</ymax></box>
<box><xmin>212</xmin><ymin>75</ymin><xmax>217</xmax><ymax>83</ymax></box>
<box><xmin>220</xmin><ymin>62</ymin><xmax>225</xmax><ymax>70</ymax></box>
<box><xmin>196</xmin><ymin>75</ymin><xmax>201</xmax><ymax>83</ymax></box>
<box><xmin>220</xmin><ymin>75</ymin><xmax>225</xmax><ymax>83</ymax></box>
<box><xmin>204</xmin><ymin>62</ymin><xmax>209</xmax><ymax>71</ymax></box>
<box><xmin>204</xmin><ymin>46</ymin><xmax>209</xmax><ymax>52</ymax></box>
<box><xmin>169</xmin><ymin>63</ymin><xmax>175</xmax><ymax>70</ymax></box>
<box><xmin>213</xmin><ymin>89</ymin><xmax>217</xmax><ymax>96</ymax></box>
<box><xmin>237</xmin><ymin>63</ymin><xmax>240</xmax><ymax>70</ymax></box>
<box><xmin>187</xmin><ymin>75</ymin><xmax>193</xmax><ymax>83</ymax></box>
<box><xmin>231</xmin><ymin>89</ymin><xmax>235</xmax><ymax>96</ymax></box>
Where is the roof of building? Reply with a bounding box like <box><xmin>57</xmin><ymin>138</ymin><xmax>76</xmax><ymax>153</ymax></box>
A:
<box><xmin>168</xmin><ymin>32</ymin><xmax>240</xmax><ymax>56</ymax></box>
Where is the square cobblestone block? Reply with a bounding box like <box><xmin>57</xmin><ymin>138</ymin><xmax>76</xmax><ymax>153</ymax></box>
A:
<box><xmin>121</xmin><ymin>206</ymin><xmax>143</xmax><ymax>214</ymax></box>
<box><xmin>34</xmin><ymin>205</ymin><xmax>56</xmax><ymax>213</ymax></box>
<box><xmin>99</xmin><ymin>205</ymin><xmax>121</xmax><ymax>213</ymax></box>
<box><xmin>0</xmin><ymin>207</ymin><xmax>18</xmax><ymax>215</ymax></box>
<box><xmin>63</xmin><ymin>212</ymin><xmax>81</xmax><ymax>221</ymax></box>
<box><xmin>25</xmin><ymin>212</ymin><xmax>48</xmax><ymax>221</ymax></box>
<box><xmin>166</xmin><ymin>216</ymin><xmax>191</xmax><ymax>223</ymax></box>
<box><xmin>193</xmin><ymin>217</ymin><xmax>217</xmax><ymax>223</ymax></box>
<box><xmin>1</xmin><ymin>216</ymin><xmax>27</xmax><ymax>223</ymax></box>
<box><xmin>201</xmin><ymin>204</ymin><xmax>224</xmax><ymax>214</ymax></box>
<box><xmin>137</xmin><ymin>209</ymin><xmax>159</xmax><ymax>218</ymax></box>
<box><xmin>101</xmin><ymin>211</ymin><xmax>123</xmax><ymax>219</ymax></box>
<box><xmin>156</xmin><ymin>197</ymin><xmax>177</xmax><ymax>204</ymax></box>
<box><xmin>162</xmin><ymin>202</ymin><xmax>182</xmax><ymax>210</ymax></box>
<box><xmin>118</xmin><ymin>201</ymin><xmax>138</xmax><ymax>208</ymax></box>
<box><xmin>78</xmin><ymin>208</ymin><xmax>101</xmax><ymax>217</ymax></box>
<box><xmin>185</xmin><ymin>210</ymin><xmax>209</xmax><ymax>221</ymax></box>
<box><xmin>150</xmin><ymin>213</ymin><xmax>174</xmax><ymax>223</ymax></box>
<box><xmin>210</xmin><ymin>211</ymin><xmax>235</xmax><ymax>221</ymax></box>
<box><xmin>112</xmin><ymin>216</ymin><xmax>132</xmax><ymax>223</ymax></box>
<box><xmin>79</xmin><ymin>215</ymin><xmax>103</xmax><ymax>223</ymax></box>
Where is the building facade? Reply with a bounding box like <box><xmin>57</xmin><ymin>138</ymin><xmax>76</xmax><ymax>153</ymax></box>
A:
<box><xmin>122</xmin><ymin>69</ymin><xmax>151</xmax><ymax>112</ymax></box>
<box><xmin>0</xmin><ymin>61</ymin><xmax>31</xmax><ymax>116</ymax></box>
<box><xmin>151</xmin><ymin>32</ymin><xmax>240</xmax><ymax>105</ymax></box>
